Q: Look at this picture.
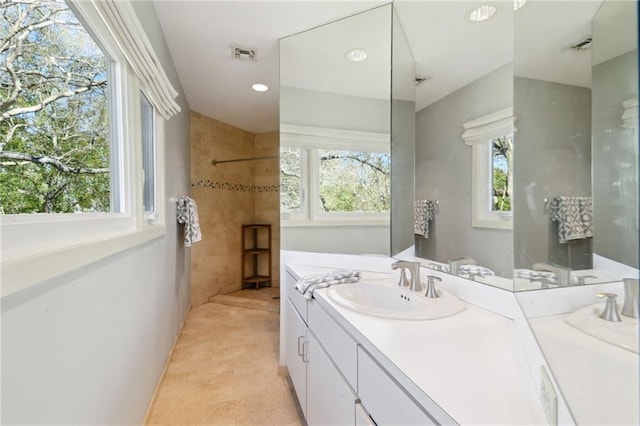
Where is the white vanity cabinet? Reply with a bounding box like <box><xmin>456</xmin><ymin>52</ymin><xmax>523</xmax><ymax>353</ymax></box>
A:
<box><xmin>284</xmin><ymin>270</ymin><xmax>360</xmax><ymax>426</ymax></box>
<box><xmin>284</xmin><ymin>269</ymin><xmax>447</xmax><ymax>426</ymax></box>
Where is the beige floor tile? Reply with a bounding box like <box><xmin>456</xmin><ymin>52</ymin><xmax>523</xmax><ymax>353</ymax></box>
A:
<box><xmin>146</xmin><ymin>303</ymin><xmax>301</xmax><ymax>426</ymax></box>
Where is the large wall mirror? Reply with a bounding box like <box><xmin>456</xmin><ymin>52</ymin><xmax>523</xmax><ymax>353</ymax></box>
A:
<box><xmin>515</xmin><ymin>1</ymin><xmax>639</xmax><ymax>424</ymax></box>
<box><xmin>392</xmin><ymin>0</ymin><xmax>638</xmax><ymax>293</ymax></box>
<box><xmin>394</xmin><ymin>0</ymin><xmax>515</xmax><ymax>290</ymax></box>
<box><xmin>513</xmin><ymin>0</ymin><xmax>639</xmax><ymax>292</ymax></box>
<box><xmin>279</xmin><ymin>4</ymin><xmax>392</xmax><ymax>256</ymax></box>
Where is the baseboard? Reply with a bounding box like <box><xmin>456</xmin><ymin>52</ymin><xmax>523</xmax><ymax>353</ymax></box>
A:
<box><xmin>277</xmin><ymin>365</ymin><xmax>288</xmax><ymax>377</ymax></box>
<box><xmin>142</xmin><ymin>304</ymin><xmax>191</xmax><ymax>425</ymax></box>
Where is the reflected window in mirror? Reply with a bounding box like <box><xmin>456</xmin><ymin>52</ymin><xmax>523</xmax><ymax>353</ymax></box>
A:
<box><xmin>315</xmin><ymin>149</ymin><xmax>389</xmax><ymax>215</ymax></box>
<box><xmin>280</xmin><ymin>147</ymin><xmax>307</xmax><ymax>220</ymax></box>
<box><xmin>280</xmin><ymin>126</ymin><xmax>390</xmax><ymax>224</ymax></box>
<box><xmin>462</xmin><ymin>106</ymin><xmax>516</xmax><ymax>230</ymax></box>
<box><xmin>491</xmin><ymin>135</ymin><xmax>513</xmax><ymax>213</ymax></box>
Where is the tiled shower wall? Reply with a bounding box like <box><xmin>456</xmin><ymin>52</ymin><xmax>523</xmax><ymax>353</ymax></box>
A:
<box><xmin>190</xmin><ymin>112</ymin><xmax>280</xmax><ymax>306</ymax></box>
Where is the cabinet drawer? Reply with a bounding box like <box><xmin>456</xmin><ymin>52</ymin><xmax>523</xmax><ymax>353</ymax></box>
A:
<box><xmin>286</xmin><ymin>271</ymin><xmax>308</xmax><ymax>323</ymax></box>
<box><xmin>358</xmin><ymin>347</ymin><xmax>437</xmax><ymax>426</ymax></box>
<box><xmin>308</xmin><ymin>300</ymin><xmax>357</xmax><ymax>390</ymax></box>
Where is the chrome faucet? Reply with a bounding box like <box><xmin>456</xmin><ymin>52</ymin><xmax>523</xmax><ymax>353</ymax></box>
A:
<box><xmin>391</xmin><ymin>261</ymin><xmax>422</xmax><ymax>291</ymax></box>
<box><xmin>449</xmin><ymin>257</ymin><xmax>476</xmax><ymax>276</ymax></box>
<box><xmin>425</xmin><ymin>276</ymin><xmax>441</xmax><ymax>298</ymax></box>
<box><xmin>531</xmin><ymin>262</ymin><xmax>571</xmax><ymax>287</ymax></box>
<box><xmin>597</xmin><ymin>293</ymin><xmax>622</xmax><ymax>322</ymax></box>
<box><xmin>575</xmin><ymin>275</ymin><xmax>597</xmax><ymax>285</ymax></box>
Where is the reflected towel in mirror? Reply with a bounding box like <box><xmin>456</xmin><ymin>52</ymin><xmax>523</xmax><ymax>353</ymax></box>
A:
<box><xmin>458</xmin><ymin>264</ymin><xmax>495</xmax><ymax>277</ymax></box>
<box><xmin>549</xmin><ymin>196</ymin><xmax>593</xmax><ymax>243</ymax></box>
<box><xmin>414</xmin><ymin>200</ymin><xmax>437</xmax><ymax>238</ymax></box>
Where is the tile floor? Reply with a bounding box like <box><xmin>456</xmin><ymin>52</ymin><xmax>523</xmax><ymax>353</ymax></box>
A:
<box><xmin>146</xmin><ymin>299</ymin><xmax>302</xmax><ymax>425</ymax></box>
<box><xmin>209</xmin><ymin>287</ymin><xmax>280</xmax><ymax>313</ymax></box>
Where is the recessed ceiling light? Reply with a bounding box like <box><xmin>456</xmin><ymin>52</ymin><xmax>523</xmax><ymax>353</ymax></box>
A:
<box><xmin>467</xmin><ymin>4</ymin><xmax>498</xmax><ymax>22</ymax></box>
<box><xmin>514</xmin><ymin>0</ymin><xmax>527</xmax><ymax>11</ymax></box>
<box><xmin>252</xmin><ymin>83</ymin><xmax>268</xmax><ymax>92</ymax></box>
<box><xmin>345</xmin><ymin>48</ymin><xmax>368</xmax><ymax>62</ymax></box>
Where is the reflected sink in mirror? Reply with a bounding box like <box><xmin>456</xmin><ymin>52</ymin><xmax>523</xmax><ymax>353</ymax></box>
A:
<box><xmin>565</xmin><ymin>303</ymin><xmax>639</xmax><ymax>354</ymax></box>
<box><xmin>327</xmin><ymin>281</ymin><xmax>466</xmax><ymax>320</ymax></box>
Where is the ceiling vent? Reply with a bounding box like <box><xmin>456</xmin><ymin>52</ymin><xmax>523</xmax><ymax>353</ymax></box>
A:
<box><xmin>231</xmin><ymin>45</ymin><xmax>257</xmax><ymax>61</ymax></box>
<box><xmin>566</xmin><ymin>37</ymin><xmax>592</xmax><ymax>52</ymax></box>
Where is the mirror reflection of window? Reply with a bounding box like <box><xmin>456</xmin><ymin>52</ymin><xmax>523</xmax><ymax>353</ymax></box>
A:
<box><xmin>280</xmin><ymin>146</ymin><xmax>304</xmax><ymax>216</ymax></box>
<box><xmin>491</xmin><ymin>135</ymin><xmax>512</xmax><ymax>212</ymax></box>
<box><xmin>317</xmin><ymin>150</ymin><xmax>390</xmax><ymax>213</ymax></box>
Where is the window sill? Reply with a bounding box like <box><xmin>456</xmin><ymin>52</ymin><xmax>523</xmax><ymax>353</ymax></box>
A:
<box><xmin>1</xmin><ymin>226</ymin><xmax>165</xmax><ymax>298</ymax></box>
<box><xmin>471</xmin><ymin>216</ymin><xmax>513</xmax><ymax>230</ymax></box>
<box><xmin>282</xmin><ymin>219</ymin><xmax>390</xmax><ymax>228</ymax></box>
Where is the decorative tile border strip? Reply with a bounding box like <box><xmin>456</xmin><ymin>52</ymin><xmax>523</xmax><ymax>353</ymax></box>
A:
<box><xmin>192</xmin><ymin>179</ymin><xmax>279</xmax><ymax>193</ymax></box>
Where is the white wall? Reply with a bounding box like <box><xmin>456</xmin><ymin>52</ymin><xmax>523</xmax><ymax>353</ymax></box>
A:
<box><xmin>0</xmin><ymin>2</ymin><xmax>191</xmax><ymax>424</ymax></box>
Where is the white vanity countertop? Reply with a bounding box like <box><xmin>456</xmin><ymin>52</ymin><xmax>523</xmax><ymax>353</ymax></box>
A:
<box><xmin>530</xmin><ymin>314</ymin><xmax>639</xmax><ymax>425</ymax></box>
<box><xmin>287</xmin><ymin>264</ymin><xmax>548</xmax><ymax>426</ymax></box>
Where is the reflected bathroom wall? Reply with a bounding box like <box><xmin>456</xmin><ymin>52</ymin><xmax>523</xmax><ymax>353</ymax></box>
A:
<box><xmin>592</xmin><ymin>0</ymin><xmax>639</xmax><ymax>269</ymax></box>
<box><xmin>390</xmin><ymin>6</ymin><xmax>416</xmax><ymax>256</ymax></box>
<box><xmin>395</xmin><ymin>0</ymin><xmax>514</xmax><ymax>288</ymax></box>
<box><xmin>415</xmin><ymin>64</ymin><xmax>514</xmax><ymax>278</ymax></box>
<box><xmin>513</xmin><ymin>0</ymin><xmax>638</xmax><ymax>290</ymax></box>
<box><xmin>513</xmin><ymin>78</ymin><xmax>592</xmax><ymax>270</ymax></box>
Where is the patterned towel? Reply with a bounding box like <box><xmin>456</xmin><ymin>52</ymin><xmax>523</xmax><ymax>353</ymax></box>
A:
<box><xmin>414</xmin><ymin>200</ymin><xmax>437</xmax><ymax>238</ymax></box>
<box><xmin>550</xmin><ymin>196</ymin><xmax>593</xmax><ymax>243</ymax></box>
<box><xmin>176</xmin><ymin>196</ymin><xmax>202</xmax><ymax>247</ymax></box>
<box><xmin>294</xmin><ymin>270</ymin><xmax>361</xmax><ymax>300</ymax></box>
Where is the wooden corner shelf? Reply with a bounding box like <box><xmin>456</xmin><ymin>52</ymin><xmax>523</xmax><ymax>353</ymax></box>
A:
<box><xmin>241</xmin><ymin>224</ymin><xmax>272</xmax><ymax>290</ymax></box>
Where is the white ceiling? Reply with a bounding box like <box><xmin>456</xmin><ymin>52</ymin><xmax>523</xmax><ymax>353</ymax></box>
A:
<box><xmin>153</xmin><ymin>0</ymin><xmax>617</xmax><ymax>134</ymax></box>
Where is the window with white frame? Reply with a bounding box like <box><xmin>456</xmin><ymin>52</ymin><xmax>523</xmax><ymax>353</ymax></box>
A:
<box><xmin>462</xmin><ymin>107</ymin><xmax>515</xmax><ymax>230</ymax></box>
<box><xmin>280</xmin><ymin>125</ymin><xmax>390</xmax><ymax>223</ymax></box>
<box><xmin>1</xmin><ymin>0</ymin><xmax>180</xmax><ymax>294</ymax></box>
<box><xmin>0</xmin><ymin>0</ymin><xmax>115</xmax><ymax>214</ymax></box>
<box><xmin>141</xmin><ymin>92</ymin><xmax>156</xmax><ymax>216</ymax></box>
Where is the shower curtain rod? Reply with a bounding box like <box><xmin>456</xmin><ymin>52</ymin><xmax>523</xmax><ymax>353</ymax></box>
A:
<box><xmin>211</xmin><ymin>155</ymin><xmax>279</xmax><ymax>166</ymax></box>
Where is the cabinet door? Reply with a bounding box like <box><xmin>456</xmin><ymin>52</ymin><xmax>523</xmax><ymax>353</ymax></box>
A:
<box><xmin>307</xmin><ymin>331</ymin><xmax>357</xmax><ymax>426</ymax></box>
<box><xmin>358</xmin><ymin>347</ymin><xmax>437</xmax><ymax>425</ymax></box>
<box><xmin>285</xmin><ymin>299</ymin><xmax>307</xmax><ymax>418</ymax></box>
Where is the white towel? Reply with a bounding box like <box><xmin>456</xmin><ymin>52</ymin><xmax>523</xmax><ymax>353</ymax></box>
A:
<box><xmin>515</xmin><ymin>269</ymin><xmax>579</xmax><ymax>285</ymax></box>
<box><xmin>428</xmin><ymin>263</ymin><xmax>450</xmax><ymax>273</ymax></box>
<box><xmin>295</xmin><ymin>270</ymin><xmax>361</xmax><ymax>299</ymax></box>
<box><xmin>514</xmin><ymin>269</ymin><xmax>557</xmax><ymax>283</ymax></box>
<box><xmin>176</xmin><ymin>196</ymin><xmax>202</xmax><ymax>247</ymax></box>
<box><xmin>458</xmin><ymin>264</ymin><xmax>495</xmax><ymax>277</ymax></box>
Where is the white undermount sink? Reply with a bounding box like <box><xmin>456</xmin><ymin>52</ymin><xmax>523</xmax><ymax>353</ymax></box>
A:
<box><xmin>327</xmin><ymin>281</ymin><xmax>466</xmax><ymax>320</ymax></box>
<box><xmin>565</xmin><ymin>303</ymin><xmax>639</xmax><ymax>354</ymax></box>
